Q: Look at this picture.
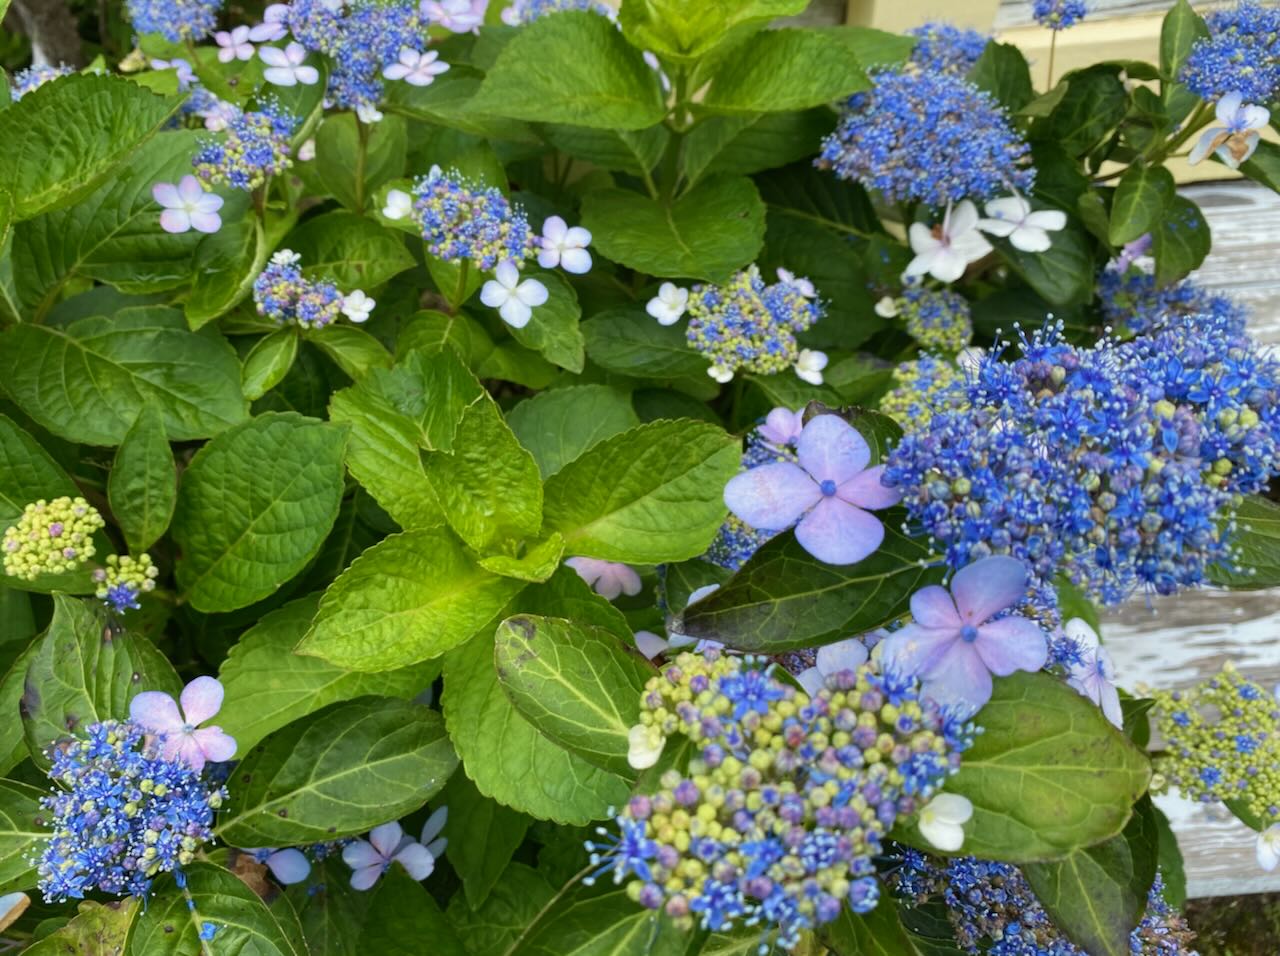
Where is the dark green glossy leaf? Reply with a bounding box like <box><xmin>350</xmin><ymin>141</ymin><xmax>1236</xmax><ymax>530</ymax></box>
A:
<box><xmin>967</xmin><ymin>41</ymin><xmax>1034</xmax><ymax>112</ymax></box>
<box><xmin>1110</xmin><ymin>164</ymin><xmax>1175</xmax><ymax>246</ymax></box>
<box><xmin>1160</xmin><ymin>0</ymin><xmax>1209</xmax><ymax>79</ymax></box>
<box><xmin>108</xmin><ymin>402</ymin><xmax>177</xmax><ymax>553</ymax></box>
<box><xmin>441</xmin><ymin>772</ymin><xmax>531</xmax><ymax>908</ymax></box>
<box><xmin>1211</xmin><ymin>494</ymin><xmax>1280</xmax><ymax>588</ymax></box>
<box><xmin>216</xmin><ymin>696</ymin><xmax>457</xmax><ymax>845</ymax></box>
<box><xmin>1152</xmin><ymin>196</ymin><xmax>1210</xmax><ymax>285</ymax></box>
<box><xmin>682</xmin><ymin>520</ymin><xmax>941</xmax><ymax>653</ymax></box>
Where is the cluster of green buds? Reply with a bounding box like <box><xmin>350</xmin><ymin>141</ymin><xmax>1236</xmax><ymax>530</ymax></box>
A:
<box><xmin>94</xmin><ymin>554</ymin><xmax>160</xmax><ymax>613</ymax></box>
<box><xmin>591</xmin><ymin>650</ymin><xmax>974</xmax><ymax>950</ymax></box>
<box><xmin>879</xmin><ymin>355</ymin><xmax>965</xmax><ymax>433</ymax></box>
<box><xmin>1152</xmin><ymin>663</ymin><xmax>1280</xmax><ymax>826</ymax></box>
<box><xmin>2</xmin><ymin>497</ymin><xmax>104</xmax><ymax>580</ymax></box>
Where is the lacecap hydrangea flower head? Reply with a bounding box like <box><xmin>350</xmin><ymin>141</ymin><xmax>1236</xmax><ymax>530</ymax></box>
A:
<box><xmin>11</xmin><ymin>64</ymin><xmax>75</xmax><ymax>100</ymax></box>
<box><xmin>1152</xmin><ymin>664</ymin><xmax>1280</xmax><ymax>832</ymax></box>
<box><xmin>502</xmin><ymin>0</ymin><xmax>615</xmax><ymax>25</ymax></box>
<box><xmin>590</xmin><ymin>648</ymin><xmax>976</xmax><ymax>949</ymax></box>
<box><xmin>127</xmin><ymin>0</ymin><xmax>223</xmax><ymax>42</ymax></box>
<box><xmin>685</xmin><ymin>265</ymin><xmax>825</xmax><ymax>383</ymax></box>
<box><xmin>3</xmin><ymin>497</ymin><xmax>104</xmax><ymax>581</ymax></box>
<box><xmin>411</xmin><ymin>166</ymin><xmax>538</xmax><ymax>271</ymax></box>
<box><xmin>891</xmin><ymin>850</ymin><xmax>1199</xmax><ymax>956</ymax></box>
<box><xmin>884</xmin><ymin>315</ymin><xmax>1280</xmax><ymax>604</ymax></box>
<box><xmin>818</xmin><ymin>69</ymin><xmax>1034</xmax><ymax>208</ymax></box>
<box><xmin>907</xmin><ymin>22</ymin><xmax>990</xmax><ymax>76</ymax></box>
<box><xmin>285</xmin><ymin>0</ymin><xmax>433</xmax><ymax>113</ymax></box>
<box><xmin>253</xmin><ymin>250</ymin><xmax>349</xmax><ymax>329</ymax></box>
<box><xmin>38</xmin><ymin>718</ymin><xmax>226</xmax><ymax>902</ymax></box>
<box><xmin>1181</xmin><ymin>0</ymin><xmax>1280</xmax><ymax>105</ymax></box>
<box><xmin>193</xmin><ymin>99</ymin><xmax>298</xmax><ymax>192</ymax></box>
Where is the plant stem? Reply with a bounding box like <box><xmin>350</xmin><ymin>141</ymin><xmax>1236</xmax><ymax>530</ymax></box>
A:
<box><xmin>354</xmin><ymin>116</ymin><xmax>370</xmax><ymax>215</ymax></box>
<box><xmin>1047</xmin><ymin>31</ymin><xmax>1057</xmax><ymax>89</ymax></box>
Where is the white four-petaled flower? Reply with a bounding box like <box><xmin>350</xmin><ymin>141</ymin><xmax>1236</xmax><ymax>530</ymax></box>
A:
<box><xmin>215</xmin><ymin>25</ymin><xmax>255</xmax><ymax>62</ymax></box>
<box><xmin>646</xmin><ymin>282</ymin><xmax>689</xmax><ymax>326</ymax></box>
<box><xmin>776</xmin><ymin>267</ymin><xmax>816</xmax><ymax>298</ymax></box>
<box><xmin>1190</xmin><ymin>91</ymin><xmax>1270</xmax><ymax>170</ymax></box>
<box><xmin>422</xmin><ymin>0</ymin><xmax>487</xmax><ymax>33</ymax></box>
<box><xmin>383</xmin><ymin>47</ymin><xmax>450</xmax><ymax>87</ymax></box>
<box><xmin>794</xmin><ymin>349</ymin><xmax>828</xmax><ymax>386</ymax></box>
<box><xmin>537</xmin><ymin>216</ymin><xmax>592</xmax><ymax>274</ymax></box>
<box><xmin>152</xmin><ymin>175</ymin><xmax>224</xmax><ymax>235</ymax></box>
<box><xmin>1258</xmin><ymin>823</ymin><xmax>1280</xmax><ymax>871</ymax></box>
<box><xmin>904</xmin><ymin>200</ymin><xmax>992</xmax><ymax>284</ymax></box>
<box><xmin>260</xmin><ymin>42</ymin><xmax>319</xmax><ymax>87</ymax></box>
<box><xmin>382</xmin><ymin>188</ymin><xmax>413</xmax><ymax>220</ymax></box>
<box><xmin>978</xmin><ymin>196</ymin><xmax>1067</xmax><ymax>253</ymax></box>
<box><xmin>1063</xmin><ymin>617</ymin><xmax>1123</xmax><ymax>728</ymax></box>
<box><xmin>480</xmin><ymin>262</ymin><xmax>548</xmax><ymax>328</ymax></box>
<box><xmin>917</xmin><ymin>793</ymin><xmax>973</xmax><ymax>852</ymax></box>
<box><xmin>342</xmin><ymin>290</ymin><xmax>375</xmax><ymax>323</ymax></box>
<box><xmin>249</xmin><ymin>3</ymin><xmax>289</xmax><ymax>42</ymax></box>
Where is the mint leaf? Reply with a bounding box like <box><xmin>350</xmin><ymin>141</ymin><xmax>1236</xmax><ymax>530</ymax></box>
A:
<box><xmin>297</xmin><ymin>529</ymin><xmax>526</xmax><ymax>671</ymax></box>
<box><xmin>216</xmin><ymin>697</ymin><xmax>456</xmax><ymax>845</ymax></box>
<box><xmin>543</xmin><ymin>419</ymin><xmax>740</xmax><ymax>564</ymax></box>
<box><xmin>582</xmin><ymin>177</ymin><xmax>766</xmax><ymax>282</ymax></box>
<box><xmin>0</xmin><ymin>306</ymin><xmax>249</xmax><ymax>446</ymax></box>
<box><xmin>172</xmin><ymin>413</ymin><xmax>347</xmax><ymax>612</ymax></box>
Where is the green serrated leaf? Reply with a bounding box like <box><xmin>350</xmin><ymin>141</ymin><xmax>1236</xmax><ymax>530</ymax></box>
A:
<box><xmin>108</xmin><ymin>403</ymin><xmax>177</xmax><ymax>553</ymax></box>
<box><xmin>1110</xmin><ymin>164</ymin><xmax>1176</xmax><ymax>246</ymax></box>
<box><xmin>907</xmin><ymin>672</ymin><xmax>1152</xmax><ymax>862</ymax></box>
<box><xmin>0</xmin><ymin>306</ymin><xmax>249</xmax><ymax>446</ymax></box>
<box><xmin>172</xmin><ymin>413</ymin><xmax>347</xmax><ymax>612</ymax></box>
<box><xmin>581</xmin><ymin>308</ymin><xmax>717</xmax><ymax>398</ymax></box>
<box><xmin>1039</xmin><ymin>67</ymin><xmax>1128</xmax><ymax>157</ymax></box>
<box><xmin>1152</xmin><ymin>195</ymin><xmax>1210</xmax><ymax>285</ymax></box>
<box><xmin>506</xmin><ymin>270</ymin><xmax>584</xmax><ymax>373</ymax></box>
<box><xmin>618</xmin><ymin>0</ymin><xmax>806</xmax><ymax>64</ymax></box>
<box><xmin>494</xmin><ymin>615</ymin><xmax>652</xmax><ymax>777</ymax></box>
<box><xmin>217</xmin><ymin>595</ymin><xmax>440</xmax><ymax>754</ymax></box>
<box><xmin>21</xmin><ymin>595</ymin><xmax>181</xmax><ymax>771</ymax></box>
<box><xmin>25</xmin><ymin>898</ymin><xmax>137</xmax><ymax>955</ymax></box>
<box><xmin>286</xmin><ymin>210</ymin><xmax>415</xmax><ymax>289</ymax></box>
<box><xmin>12</xmin><ymin>130</ymin><xmax>226</xmax><ymax>321</ymax></box>
<box><xmin>503</xmin><ymin>876</ymin><xmax>690</xmax><ymax>956</ymax></box>
<box><xmin>990</xmin><ymin>223</ymin><xmax>1095</xmax><ymax>308</ymax></box>
<box><xmin>0</xmin><ymin>74</ymin><xmax>182</xmax><ymax>221</ymax></box>
<box><xmin>682</xmin><ymin>522</ymin><xmax>940</xmax><ymax>653</ymax></box>
<box><xmin>541</xmin><ymin>124</ymin><xmax>669</xmax><ymax>177</ymax></box>
<box><xmin>425</xmin><ymin>394</ymin><xmax>543</xmax><ymax>553</ymax></box>
<box><xmin>441</xmin><ymin>772</ymin><xmax>531</xmax><ymax>909</ymax></box>
<box><xmin>478</xmin><ymin>533</ymin><xmax>566</xmax><ymax>583</ymax></box>
<box><xmin>542</xmin><ymin>419</ymin><xmax>740</xmax><ymax>564</ymax></box>
<box><xmin>471</xmin><ymin>12</ymin><xmax>667</xmax><ymax>130</ymax></box>
<box><xmin>442</xmin><ymin>571</ymin><xmax>632</xmax><ymax>825</ymax></box>
<box><xmin>1160</xmin><ymin>0</ymin><xmax>1210</xmax><ymax>80</ymax></box>
<box><xmin>383</xmin><ymin>67</ymin><xmax>537</xmax><ymax>142</ymax></box>
<box><xmin>327</xmin><ymin>348</ymin><xmax>484</xmax><ymax>531</ymax></box>
<box><xmin>681</xmin><ymin>111</ymin><xmax>834</xmax><ymax>189</ymax></box>
<box><xmin>132</xmin><ymin>863</ymin><xmax>301</xmax><ymax>956</ymax></box>
<box><xmin>314</xmin><ymin>113</ymin><xmax>407</xmax><ymax>215</ymax></box>
<box><xmin>216</xmin><ymin>696</ymin><xmax>457</xmax><ymax>845</ymax></box>
<box><xmin>0</xmin><ymin>777</ymin><xmax>46</xmax><ymax>891</ymax></box>
<box><xmin>447</xmin><ymin>862</ymin><xmax>557</xmax><ymax>956</ymax></box>
<box><xmin>1210</xmin><ymin>494</ymin><xmax>1280</xmax><ymax>588</ymax></box>
<box><xmin>967</xmin><ymin>41</ymin><xmax>1034</xmax><ymax>112</ymax></box>
<box><xmin>699</xmin><ymin>28</ymin><xmax>869</xmax><ymax>114</ymax></box>
<box><xmin>242</xmin><ymin>327</ymin><xmax>300</xmax><ymax>401</ymax></box>
<box><xmin>185</xmin><ymin>212</ymin><xmax>275</xmax><ymax>330</ymax></box>
<box><xmin>507</xmin><ymin>385</ymin><xmax>640</xmax><ymax>478</ymax></box>
<box><xmin>581</xmin><ymin>178</ymin><xmax>766</xmax><ymax>282</ymax></box>
<box><xmin>308</xmin><ymin>325</ymin><xmax>392</xmax><ymax>381</ymax></box>
<box><xmin>298</xmin><ymin>529</ymin><xmax>526</xmax><ymax>671</ymax></box>
<box><xmin>1023</xmin><ymin>797</ymin><xmax>1159</xmax><ymax>956</ymax></box>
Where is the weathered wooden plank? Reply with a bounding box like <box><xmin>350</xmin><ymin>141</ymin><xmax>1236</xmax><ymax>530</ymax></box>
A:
<box><xmin>1101</xmin><ymin>180</ymin><xmax>1280</xmax><ymax>899</ymax></box>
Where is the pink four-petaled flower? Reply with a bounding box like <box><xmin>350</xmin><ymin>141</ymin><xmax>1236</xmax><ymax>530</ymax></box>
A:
<box><xmin>129</xmin><ymin>676</ymin><xmax>237</xmax><ymax>773</ymax></box>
